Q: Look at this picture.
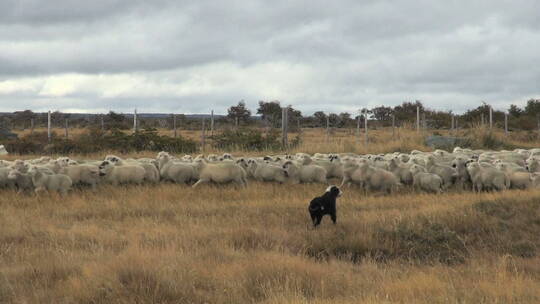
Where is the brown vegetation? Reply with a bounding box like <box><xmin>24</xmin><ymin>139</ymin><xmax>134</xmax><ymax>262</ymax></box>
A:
<box><xmin>0</xmin><ymin>184</ymin><xmax>539</xmax><ymax>303</ymax></box>
<box><xmin>1</xmin><ymin>127</ymin><xmax>540</xmax><ymax>303</ymax></box>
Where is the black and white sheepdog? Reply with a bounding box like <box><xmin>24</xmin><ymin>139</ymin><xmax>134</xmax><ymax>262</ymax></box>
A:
<box><xmin>308</xmin><ymin>185</ymin><xmax>343</xmax><ymax>227</ymax></box>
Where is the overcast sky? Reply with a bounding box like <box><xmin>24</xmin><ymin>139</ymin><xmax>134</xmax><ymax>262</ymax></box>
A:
<box><xmin>0</xmin><ymin>0</ymin><xmax>539</xmax><ymax>115</ymax></box>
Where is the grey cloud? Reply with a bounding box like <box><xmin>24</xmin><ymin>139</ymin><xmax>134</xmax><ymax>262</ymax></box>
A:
<box><xmin>0</xmin><ymin>1</ymin><xmax>539</xmax><ymax>114</ymax></box>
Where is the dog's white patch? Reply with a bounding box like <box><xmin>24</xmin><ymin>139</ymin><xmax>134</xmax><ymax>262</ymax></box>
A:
<box><xmin>325</xmin><ymin>185</ymin><xmax>334</xmax><ymax>192</ymax></box>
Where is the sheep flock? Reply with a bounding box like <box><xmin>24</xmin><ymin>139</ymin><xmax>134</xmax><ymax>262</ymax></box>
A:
<box><xmin>2</xmin><ymin>147</ymin><xmax>540</xmax><ymax>195</ymax></box>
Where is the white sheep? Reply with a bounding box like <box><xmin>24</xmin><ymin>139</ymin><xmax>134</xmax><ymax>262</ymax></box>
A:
<box><xmin>341</xmin><ymin>161</ymin><xmax>399</xmax><ymax>194</ymax></box>
<box><xmin>192</xmin><ymin>159</ymin><xmax>248</xmax><ymax>188</ymax></box>
<box><xmin>7</xmin><ymin>169</ymin><xmax>33</xmax><ymax>193</ymax></box>
<box><xmin>0</xmin><ymin>145</ymin><xmax>7</xmax><ymax>155</ymax></box>
<box><xmin>409</xmin><ymin>164</ymin><xmax>443</xmax><ymax>193</ymax></box>
<box><xmin>425</xmin><ymin>155</ymin><xmax>456</xmax><ymax>189</ymax></box>
<box><xmin>450</xmin><ymin>157</ymin><xmax>472</xmax><ymax>190</ymax></box>
<box><xmin>105</xmin><ymin>155</ymin><xmax>160</xmax><ymax>183</ymax></box>
<box><xmin>29</xmin><ymin>156</ymin><xmax>51</xmax><ymax>165</ymax></box>
<box><xmin>387</xmin><ymin>158</ymin><xmax>413</xmax><ymax>185</ymax></box>
<box><xmin>248</xmin><ymin>160</ymin><xmax>287</xmax><ymax>183</ymax></box>
<box><xmin>0</xmin><ymin>167</ymin><xmax>16</xmax><ymax>189</ymax></box>
<box><xmin>59</xmin><ymin>164</ymin><xmax>101</xmax><ymax>190</ymax></box>
<box><xmin>313</xmin><ymin>159</ymin><xmax>343</xmax><ymax>179</ymax></box>
<box><xmin>282</xmin><ymin>161</ymin><xmax>327</xmax><ymax>184</ymax></box>
<box><xmin>496</xmin><ymin>163</ymin><xmax>531</xmax><ymax>189</ymax></box>
<box><xmin>28</xmin><ymin>166</ymin><xmax>72</xmax><ymax>195</ymax></box>
<box><xmin>98</xmin><ymin>160</ymin><xmax>146</xmax><ymax>186</ymax></box>
<box><xmin>466</xmin><ymin>162</ymin><xmax>509</xmax><ymax>192</ymax></box>
<box><xmin>157</xmin><ymin>152</ymin><xmax>196</xmax><ymax>184</ymax></box>
<box><xmin>221</xmin><ymin>153</ymin><xmax>234</xmax><ymax>161</ymax></box>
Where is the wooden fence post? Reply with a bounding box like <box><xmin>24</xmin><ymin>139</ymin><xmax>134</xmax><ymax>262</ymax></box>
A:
<box><xmin>356</xmin><ymin>112</ymin><xmax>361</xmax><ymax>144</ymax></box>
<box><xmin>281</xmin><ymin>107</ymin><xmax>288</xmax><ymax>148</ymax></box>
<box><xmin>30</xmin><ymin>118</ymin><xmax>34</xmax><ymax>135</ymax></box>
<box><xmin>392</xmin><ymin>113</ymin><xmax>395</xmax><ymax>140</ymax></box>
<box><xmin>326</xmin><ymin>115</ymin><xmax>330</xmax><ymax>144</ymax></box>
<box><xmin>47</xmin><ymin>110</ymin><xmax>51</xmax><ymax>143</ymax></box>
<box><xmin>64</xmin><ymin>119</ymin><xmax>68</xmax><ymax>138</ymax></box>
<box><xmin>504</xmin><ymin>113</ymin><xmax>508</xmax><ymax>135</ymax></box>
<box><xmin>133</xmin><ymin>109</ymin><xmax>138</xmax><ymax>133</ymax></box>
<box><xmin>416</xmin><ymin>106</ymin><xmax>420</xmax><ymax>132</ymax></box>
<box><xmin>201</xmin><ymin>118</ymin><xmax>206</xmax><ymax>152</ymax></box>
<box><xmin>364</xmin><ymin>110</ymin><xmax>368</xmax><ymax>147</ymax></box>
<box><xmin>210</xmin><ymin>110</ymin><xmax>214</xmax><ymax>136</ymax></box>
<box><xmin>100</xmin><ymin>115</ymin><xmax>104</xmax><ymax>131</ymax></box>
<box><xmin>537</xmin><ymin>114</ymin><xmax>540</xmax><ymax>139</ymax></box>
<box><xmin>173</xmin><ymin>114</ymin><xmax>177</xmax><ymax>138</ymax></box>
<box><xmin>490</xmin><ymin>106</ymin><xmax>493</xmax><ymax>130</ymax></box>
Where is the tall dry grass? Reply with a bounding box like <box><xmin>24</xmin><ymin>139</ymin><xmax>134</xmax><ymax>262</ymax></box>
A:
<box><xmin>2</xmin><ymin>126</ymin><xmax>540</xmax><ymax>303</ymax></box>
<box><xmin>12</xmin><ymin>125</ymin><xmax>540</xmax><ymax>157</ymax></box>
<box><xmin>0</xmin><ymin>182</ymin><xmax>539</xmax><ymax>303</ymax></box>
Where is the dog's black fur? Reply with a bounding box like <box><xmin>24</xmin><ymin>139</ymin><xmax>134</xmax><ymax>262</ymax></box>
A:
<box><xmin>308</xmin><ymin>185</ymin><xmax>342</xmax><ymax>227</ymax></box>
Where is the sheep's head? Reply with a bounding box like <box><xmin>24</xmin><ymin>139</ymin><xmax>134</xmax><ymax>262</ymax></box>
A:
<box><xmin>465</xmin><ymin>161</ymin><xmax>480</xmax><ymax>173</ymax></box>
<box><xmin>105</xmin><ymin>155</ymin><xmax>121</xmax><ymax>164</ymax></box>
<box><xmin>329</xmin><ymin>154</ymin><xmax>340</xmax><ymax>162</ymax></box>
<box><xmin>157</xmin><ymin>151</ymin><xmax>169</xmax><ymax>159</ymax></box>
<box><xmin>11</xmin><ymin>160</ymin><xmax>28</xmax><ymax>172</ymax></box>
<box><xmin>409</xmin><ymin>164</ymin><xmax>422</xmax><ymax>174</ymax></box>
<box><xmin>7</xmin><ymin>170</ymin><xmax>20</xmax><ymax>180</ymax></box>
<box><xmin>236</xmin><ymin>158</ymin><xmax>247</xmax><ymax>168</ymax></box>
<box><xmin>98</xmin><ymin>160</ymin><xmax>113</xmax><ymax>176</ymax></box>
<box><xmin>27</xmin><ymin>166</ymin><xmax>39</xmax><ymax>176</ymax></box>
<box><xmin>451</xmin><ymin>157</ymin><xmax>466</xmax><ymax>169</ymax></box>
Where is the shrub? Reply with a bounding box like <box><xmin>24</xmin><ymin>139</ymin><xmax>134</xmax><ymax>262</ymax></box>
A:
<box><xmin>378</xmin><ymin>218</ymin><xmax>468</xmax><ymax>265</ymax></box>
<box><xmin>210</xmin><ymin>128</ymin><xmax>285</xmax><ymax>151</ymax></box>
<box><xmin>3</xmin><ymin>129</ymin><xmax>197</xmax><ymax>155</ymax></box>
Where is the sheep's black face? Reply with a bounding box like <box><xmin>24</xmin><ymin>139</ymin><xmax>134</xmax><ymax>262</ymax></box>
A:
<box><xmin>452</xmin><ymin>164</ymin><xmax>457</xmax><ymax>168</ymax></box>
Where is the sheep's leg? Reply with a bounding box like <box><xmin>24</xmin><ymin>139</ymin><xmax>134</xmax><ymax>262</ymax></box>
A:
<box><xmin>234</xmin><ymin>178</ymin><xmax>246</xmax><ymax>188</ymax></box>
<box><xmin>192</xmin><ymin>179</ymin><xmax>208</xmax><ymax>188</ymax></box>
<box><xmin>34</xmin><ymin>187</ymin><xmax>45</xmax><ymax>196</ymax></box>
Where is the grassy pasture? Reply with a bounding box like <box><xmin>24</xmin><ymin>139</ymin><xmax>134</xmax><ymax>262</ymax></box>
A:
<box><xmin>1</xmin><ymin>127</ymin><xmax>539</xmax><ymax>303</ymax></box>
<box><xmin>0</xmin><ymin>182</ymin><xmax>539</xmax><ymax>303</ymax></box>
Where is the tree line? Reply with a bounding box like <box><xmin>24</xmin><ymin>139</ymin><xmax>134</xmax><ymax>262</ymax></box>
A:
<box><xmin>2</xmin><ymin>98</ymin><xmax>540</xmax><ymax>132</ymax></box>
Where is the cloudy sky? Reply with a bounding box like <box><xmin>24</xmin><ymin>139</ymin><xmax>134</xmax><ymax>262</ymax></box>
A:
<box><xmin>0</xmin><ymin>0</ymin><xmax>539</xmax><ymax>115</ymax></box>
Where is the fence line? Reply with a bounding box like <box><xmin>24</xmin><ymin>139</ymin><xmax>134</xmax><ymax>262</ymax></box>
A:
<box><xmin>4</xmin><ymin>106</ymin><xmax>540</xmax><ymax>151</ymax></box>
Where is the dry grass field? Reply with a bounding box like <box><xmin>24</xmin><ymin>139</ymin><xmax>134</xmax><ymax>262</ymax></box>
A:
<box><xmin>1</xmin><ymin>127</ymin><xmax>540</xmax><ymax>303</ymax></box>
<box><xmin>13</xmin><ymin>124</ymin><xmax>540</xmax><ymax>156</ymax></box>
